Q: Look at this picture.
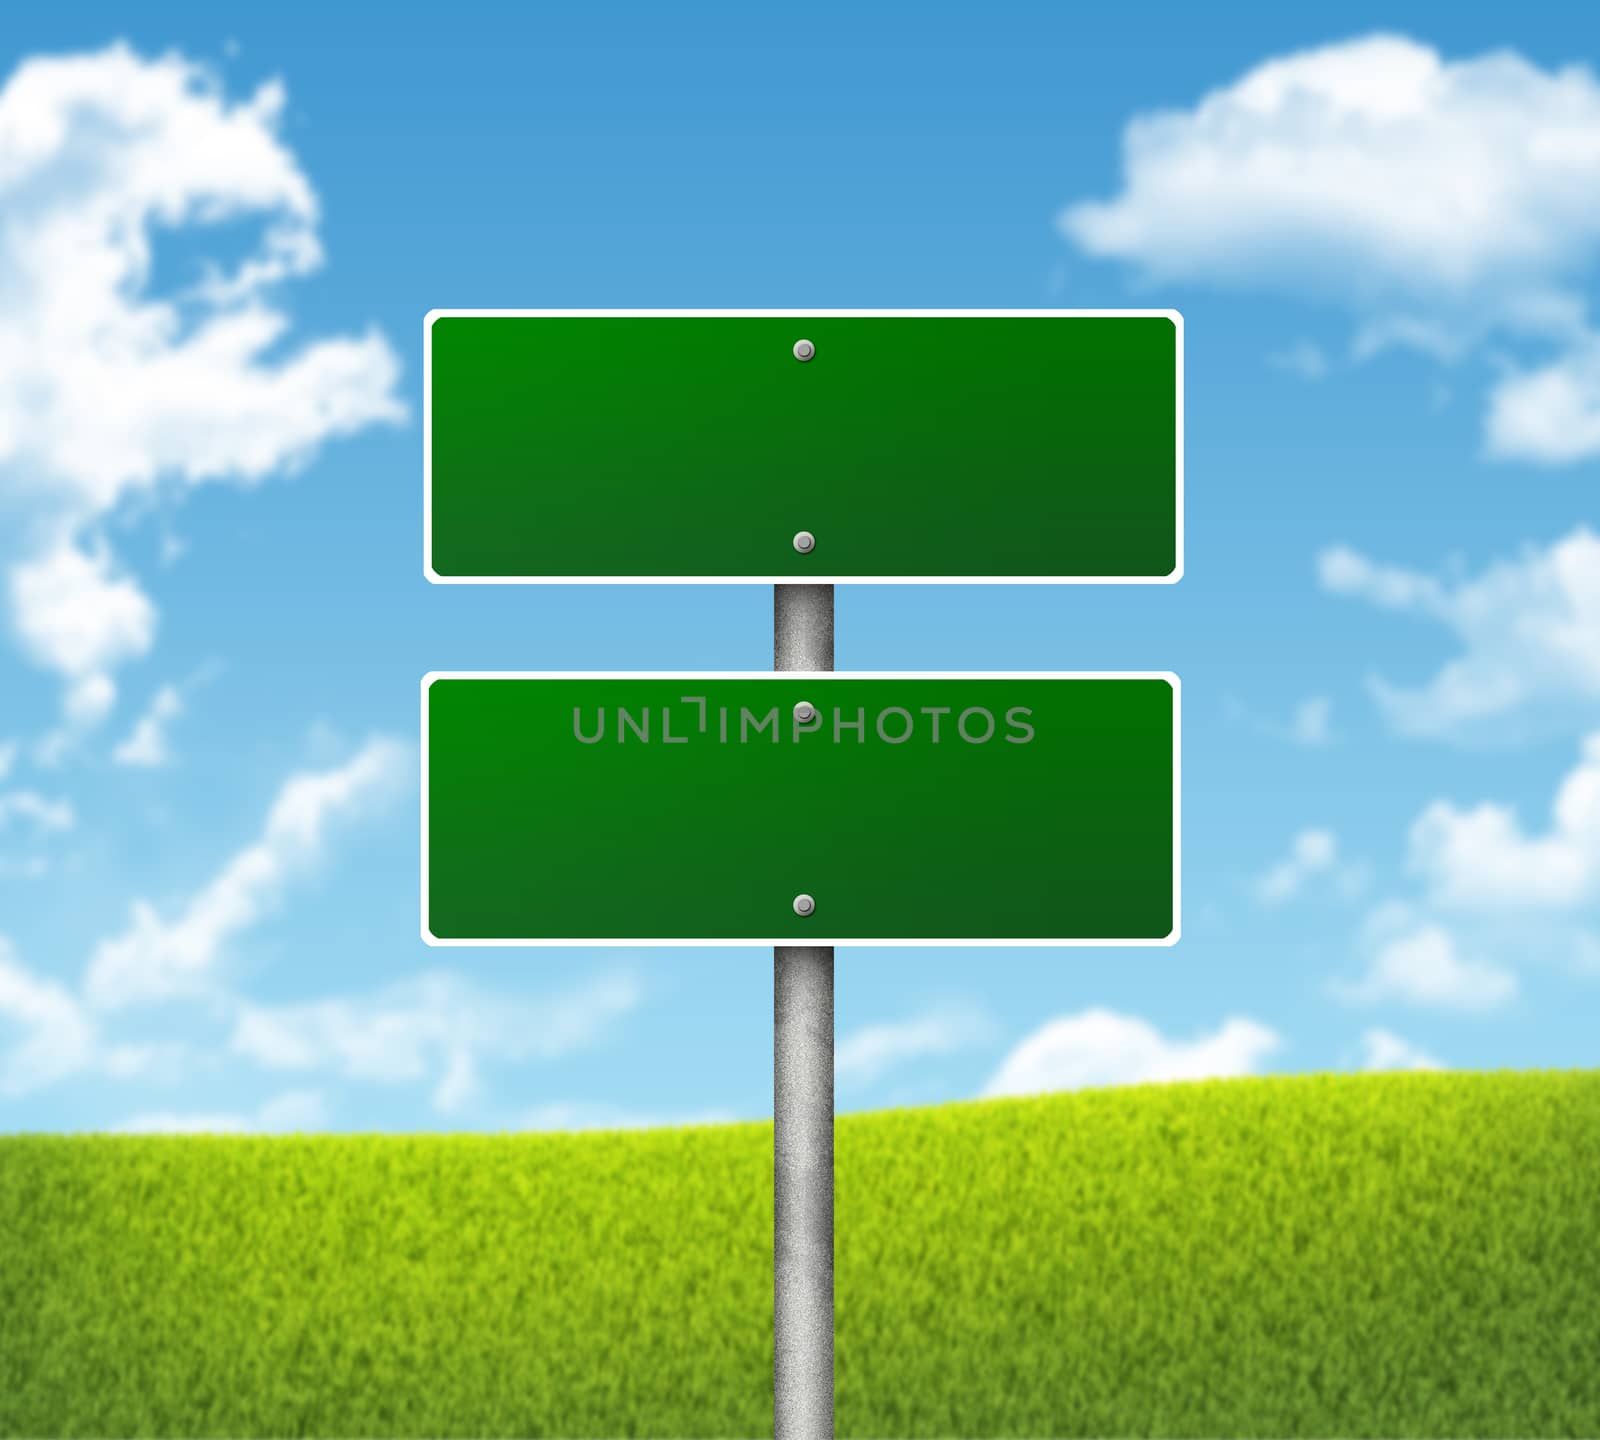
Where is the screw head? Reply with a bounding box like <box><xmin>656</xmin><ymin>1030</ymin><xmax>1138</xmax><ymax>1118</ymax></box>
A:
<box><xmin>792</xmin><ymin>530</ymin><xmax>816</xmax><ymax>554</ymax></box>
<box><xmin>793</xmin><ymin>338</ymin><xmax>815</xmax><ymax>362</ymax></box>
<box><xmin>794</xmin><ymin>700</ymin><xmax>816</xmax><ymax>723</ymax></box>
<box><xmin>793</xmin><ymin>893</ymin><xmax>816</xmax><ymax>917</ymax></box>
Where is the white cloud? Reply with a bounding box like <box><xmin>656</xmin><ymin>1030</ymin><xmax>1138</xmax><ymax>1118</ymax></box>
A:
<box><xmin>231</xmin><ymin>969</ymin><xmax>642</xmax><ymax>1115</ymax></box>
<box><xmin>1335</xmin><ymin>908</ymin><xmax>1517</xmax><ymax>1010</ymax></box>
<box><xmin>0</xmin><ymin>44</ymin><xmax>402</xmax><ymax>727</ymax></box>
<box><xmin>0</xmin><ymin>742</ymin><xmax>16</xmax><ymax>780</ymax></box>
<box><xmin>257</xmin><ymin>1089</ymin><xmax>327</xmax><ymax>1130</ymax></box>
<box><xmin>1255</xmin><ymin>828</ymin><xmax>1368</xmax><ymax>905</ymax></box>
<box><xmin>432</xmin><ymin>1048</ymin><xmax>480</xmax><ymax>1115</ymax></box>
<box><xmin>1269</xmin><ymin>339</ymin><xmax>1329</xmax><ymax>380</ymax></box>
<box><xmin>1572</xmin><ymin>930</ymin><xmax>1600</xmax><ymax>977</ymax></box>
<box><xmin>1408</xmin><ymin>731</ymin><xmax>1600</xmax><ymax>910</ymax></box>
<box><xmin>85</xmin><ymin>736</ymin><xmax>408</xmax><ymax>1009</ymax></box>
<box><xmin>0</xmin><ymin>787</ymin><xmax>71</xmax><ymax>890</ymax></box>
<box><xmin>115</xmin><ymin>1110</ymin><xmax>248</xmax><ymax>1134</ymax></box>
<box><xmin>1486</xmin><ymin>337</ymin><xmax>1600</xmax><ymax>463</ymax></box>
<box><xmin>9</xmin><ymin>539</ymin><xmax>155</xmax><ymax>702</ymax></box>
<box><xmin>1330</xmin><ymin>735</ymin><xmax>1600</xmax><ymax>1009</ymax></box>
<box><xmin>0</xmin><ymin>789</ymin><xmax>74</xmax><ymax>832</ymax></box>
<box><xmin>115</xmin><ymin>1088</ymin><xmax>327</xmax><ymax>1134</ymax></box>
<box><xmin>1320</xmin><ymin>528</ymin><xmax>1600</xmax><ymax>739</ymax></box>
<box><xmin>1319</xmin><ymin>543</ymin><xmax>1448</xmax><ymax>613</ymax></box>
<box><xmin>1288</xmin><ymin>696</ymin><xmax>1335</xmax><ymax>746</ymax></box>
<box><xmin>1227</xmin><ymin>694</ymin><xmax>1337</xmax><ymax>747</ymax></box>
<box><xmin>0</xmin><ymin>937</ymin><xmax>96</xmax><ymax>1095</ymax></box>
<box><xmin>0</xmin><ymin>939</ymin><xmax>204</xmax><ymax>1096</ymax></box>
<box><xmin>1256</xmin><ymin>828</ymin><xmax>1336</xmax><ymax>903</ymax></box>
<box><xmin>35</xmin><ymin>671</ymin><xmax>118</xmax><ymax>765</ymax></box>
<box><xmin>981</xmin><ymin>1008</ymin><xmax>1281</xmax><ymax>1097</ymax></box>
<box><xmin>1361</xmin><ymin>1028</ymin><xmax>1444</xmax><ymax>1071</ymax></box>
<box><xmin>1062</xmin><ymin>34</ymin><xmax>1600</xmax><ymax>314</ymax></box>
<box><xmin>101</xmin><ymin>1041</ymin><xmax>188</xmax><ymax>1083</ymax></box>
<box><xmin>518</xmin><ymin>1101</ymin><xmax>739</xmax><ymax>1133</ymax></box>
<box><xmin>1061</xmin><ymin>33</ymin><xmax>1600</xmax><ymax>462</ymax></box>
<box><xmin>835</xmin><ymin>1005</ymin><xmax>995</xmax><ymax>1088</ymax></box>
<box><xmin>113</xmin><ymin>683</ymin><xmax>182</xmax><ymax>767</ymax></box>
<box><xmin>64</xmin><ymin>674</ymin><xmax>115</xmax><ymax>726</ymax></box>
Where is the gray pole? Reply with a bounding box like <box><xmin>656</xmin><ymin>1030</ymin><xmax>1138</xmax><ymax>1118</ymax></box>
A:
<box><xmin>773</xmin><ymin>584</ymin><xmax>834</xmax><ymax>1440</ymax></box>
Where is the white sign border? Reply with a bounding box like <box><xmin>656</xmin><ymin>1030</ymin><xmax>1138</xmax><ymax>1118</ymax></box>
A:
<box><xmin>421</xmin><ymin>670</ymin><xmax>1181</xmax><ymax>948</ymax></box>
<box><xmin>422</xmin><ymin>309</ymin><xmax>1184</xmax><ymax>585</ymax></box>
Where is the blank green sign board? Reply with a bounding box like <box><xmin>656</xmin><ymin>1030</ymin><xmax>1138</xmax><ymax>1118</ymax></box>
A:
<box><xmin>423</xmin><ymin>674</ymin><xmax>1178</xmax><ymax>944</ymax></box>
<box><xmin>424</xmin><ymin>311</ymin><xmax>1182</xmax><ymax>581</ymax></box>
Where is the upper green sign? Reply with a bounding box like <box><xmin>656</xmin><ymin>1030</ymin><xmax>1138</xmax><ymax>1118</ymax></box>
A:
<box><xmin>424</xmin><ymin>311</ymin><xmax>1182</xmax><ymax>582</ymax></box>
<box><xmin>423</xmin><ymin>673</ymin><xmax>1179</xmax><ymax>945</ymax></box>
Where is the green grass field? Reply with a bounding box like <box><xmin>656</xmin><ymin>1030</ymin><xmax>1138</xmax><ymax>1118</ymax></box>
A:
<box><xmin>3</xmin><ymin>1070</ymin><xmax>1597</xmax><ymax>1437</ymax></box>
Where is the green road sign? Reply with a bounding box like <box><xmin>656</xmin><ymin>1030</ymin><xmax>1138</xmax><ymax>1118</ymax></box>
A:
<box><xmin>424</xmin><ymin>310</ymin><xmax>1182</xmax><ymax>583</ymax></box>
<box><xmin>423</xmin><ymin>672</ymin><xmax>1179</xmax><ymax>945</ymax></box>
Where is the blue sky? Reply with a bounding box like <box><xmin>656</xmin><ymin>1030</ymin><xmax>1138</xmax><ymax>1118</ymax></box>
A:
<box><xmin>2</xmin><ymin>2</ymin><xmax>1598</xmax><ymax>1133</ymax></box>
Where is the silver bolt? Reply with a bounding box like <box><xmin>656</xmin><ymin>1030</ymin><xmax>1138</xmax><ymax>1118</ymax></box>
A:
<box><xmin>792</xmin><ymin>893</ymin><xmax>816</xmax><ymax>917</ymax></box>
<box><xmin>794</xmin><ymin>700</ymin><xmax>816</xmax><ymax>723</ymax></box>
<box><xmin>792</xmin><ymin>530</ymin><xmax>816</xmax><ymax>554</ymax></box>
<box><xmin>793</xmin><ymin>338</ymin><xmax>815</xmax><ymax>362</ymax></box>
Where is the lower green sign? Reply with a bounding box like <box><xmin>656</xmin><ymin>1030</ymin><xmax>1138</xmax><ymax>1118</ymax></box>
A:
<box><xmin>424</xmin><ymin>673</ymin><xmax>1178</xmax><ymax>945</ymax></box>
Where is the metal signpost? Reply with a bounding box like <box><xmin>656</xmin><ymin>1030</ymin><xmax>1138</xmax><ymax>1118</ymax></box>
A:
<box><xmin>423</xmin><ymin>309</ymin><xmax>1183</xmax><ymax>1440</ymax></box>
<box><xmin>773</xmin><ymin>583</ymin><xmax>835</xmax><ymax>1440</ymax></box>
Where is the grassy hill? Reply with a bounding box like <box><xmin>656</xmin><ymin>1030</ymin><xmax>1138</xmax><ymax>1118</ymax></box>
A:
<box><xmin>3</xmin><ymin>1070</ymin><xmax>1598</xmax><ymax>1437</ymax></box>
